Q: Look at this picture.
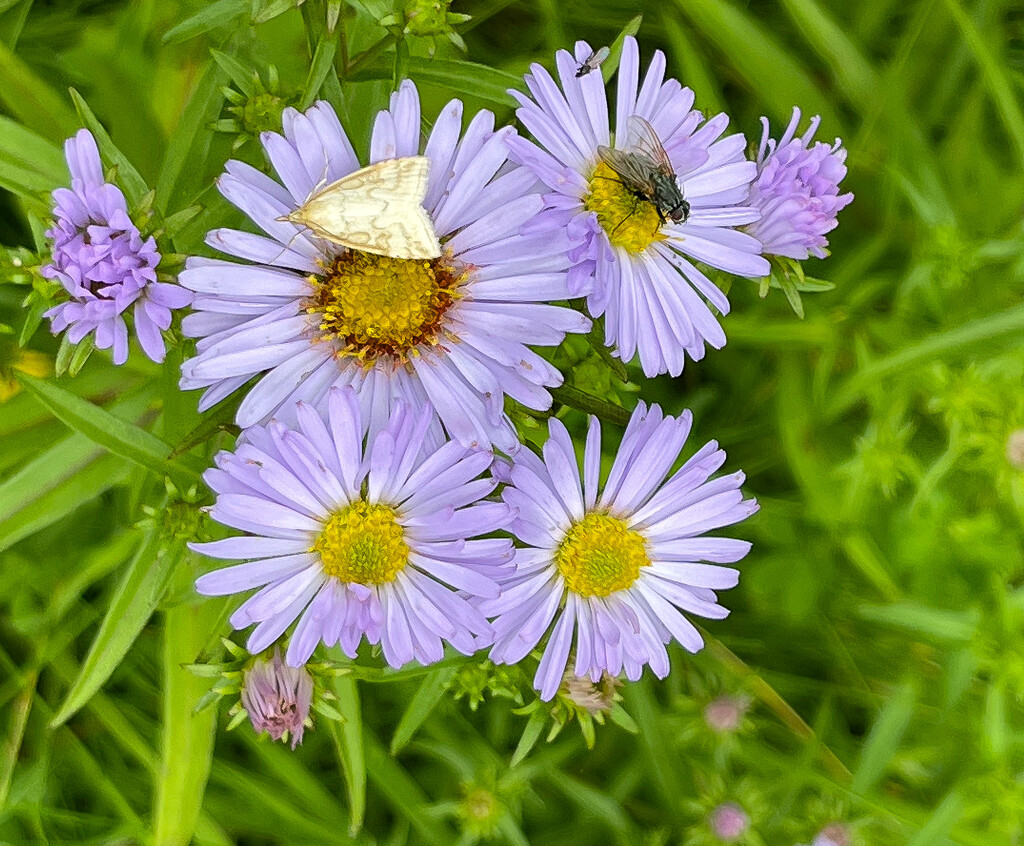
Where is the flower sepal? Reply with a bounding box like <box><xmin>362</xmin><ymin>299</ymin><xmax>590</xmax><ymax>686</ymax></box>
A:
<box><xmin>757</xmin><ymin>256</ymin><xmax>836</xmax><ymax>319</ymax></box>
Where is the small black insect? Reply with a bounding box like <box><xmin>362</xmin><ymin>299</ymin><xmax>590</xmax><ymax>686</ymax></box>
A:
<box><xmin>575</xmin><ymin>46</ymin><xmax>610</xmax><ymax>78</ymax></box>
<box><xmin>596</xmin><ymin>115</ymin><xmax>690</xmax><ymax>225</ymax></box>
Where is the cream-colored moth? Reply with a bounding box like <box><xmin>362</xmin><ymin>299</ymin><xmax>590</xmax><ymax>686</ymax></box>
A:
<box><xmin>284</xmin><ymin>156</ymin><xmax>442</xmax><ymax>261</ymax></box>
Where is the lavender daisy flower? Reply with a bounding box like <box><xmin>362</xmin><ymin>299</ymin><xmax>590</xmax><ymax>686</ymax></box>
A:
<box><xmin>43</xmin><ymin>129</ymin><xmax>190</xmax><ymax>364</ymax></box>
<box><xmin>179</xmin><ymin>81</ymin><xmax>589</xmax><ymax>453</ymax></box>
<box><xmin>192</xmin><ymin>386</ymin><xmax>512</xmax><ymax>669</ymax></box>
<box><xmin>241</xmin><ymin>649</ymin><xmax>313</xmax><ymax>749</ymax></box>
<box><xmin>745</xmin><ymin>107</ymin><xmax>853</xmax><ymax>261</ymax></box>
<box><xmin>507</xmin><ymin>37</ymin><xmax>770</xmax><ymax>378</ymax></box>
<box><xmin>485</xmin><ymin>402</ymin><xmax>757</xmax><ymax>699</ymax></box>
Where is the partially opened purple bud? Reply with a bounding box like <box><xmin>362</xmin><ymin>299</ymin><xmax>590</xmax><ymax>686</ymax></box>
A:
<box><xmin>710</xmin><ymin>802</ymin><xmax>749</xmax><ymax>842</ymax></box>
<box><xmin>745</xmin><ymin>108</ymin><xmax>853</xmax><ymax>262</ymax></box>
<box><xmin>43</xmin><ymin>129</ymin><xmax>190</xmax><ymax>364</ymax></box>
<box><xmin>241</xmin><ymin>650</ymin><xmax>313</xmax><ymax>749</ymax></box>
<box><xmin>703</xmin><ymin>695</ymin><xmax>750</xmax><ymax>733</ymax></box>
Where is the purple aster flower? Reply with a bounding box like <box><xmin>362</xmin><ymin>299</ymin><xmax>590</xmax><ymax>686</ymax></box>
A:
<box><xmin>507</xmin><ymin>37</ymin><xmax>770</xmax><ymax>378</ymax></box>
<box><xmin>241</xmin><ymin>648</ymin><xmax>313</xmax><ymax>749</ymax></box>
<box><xmin>485</xmin><ymin>402</ymin><xmax>757</xmax><ymax>699</ymax></box>
<box><xmin>710</xmin><ymin>802</ymin><xmax>749</xmax><ymax>842</ymax></box>
<box><xmin>192</xmin><ymin>386</ymin><xmax>513</xmax><ymax>669</ymax></box>
<box><xmin>179</xmin><ymin>81</ymin><xmax>589</xmax><ymax>454</ymax></box>
<box><xmin>42</xmin><ymin>129</ymin><xmax>190</xmax><ymax>364</ymax></box>
<box><xmin>745</xmin><ymin>107</ymin><xmax>853</xmax><ymax>261</ymax></box>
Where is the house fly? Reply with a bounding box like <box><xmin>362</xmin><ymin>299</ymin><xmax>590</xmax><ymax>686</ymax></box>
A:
<box><xmin>596</xmin><ymin>115</ymin><xmax>690</xmax><ymax>225</ymax></box>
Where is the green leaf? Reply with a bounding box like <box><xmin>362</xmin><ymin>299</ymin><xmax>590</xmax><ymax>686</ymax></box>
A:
<box><xmin>778</xmin><ymin>0</ymin><xmax>876</xmax><ymax>109</ymax></box>
<box><xmin>210</xmin><ymin>49</ymin><xmax>257</xmax><ymax>97</ymax></box>
<box><xmin>852</xmin><ymin>682</ymin><xmax>916</xmax><ymax>794</ymax></box>
<box><xmin>300</xmin><ymin>34</ymin><xmax>339</xmax><ymax>110</ymax></box>
<box><xmin>907</xmin><ymin>788</ymin><xmax>964</xmax><ymax>846</ymax></box>
<box><xmin>0</xmin><ymin>40</ymin><xmax>79</xmax><ymax>142</ymax></box>
<box><xmin>329</xmin><ymin>675</ymin><xmax>366</xmax><ymax>835</ymax></box>
<box><xmin>510</xmin><ymin>709</ymin><xmax>547</xmax><ymax>767</ymax></box>
<box><xmin>828</xmin><ymin>303</ymin><xmax>1024</xmax><ymax>418</ymax></box>
<box><xmin>390</xmin><ymin>668</ymin><xmax>455</xmax><ymax>755</ymax></box>
<box><xmin>601</xmin><ymin>14</ymin><xmax>643</xmax><ymax>84</ymax></box>
<box><xmin>251</xmin><ymin>0</ymin><xmax>300</xmax><ymax>24</ymax></box>
<box><xmin>363</xmin><ymin>727</ymin><xmax>457</xmax><ymax>845</ymax></box>
<box><xmin>50</xmin><ymin>529</ymin><xmax>185</xmax><ymax>727</ymax></box>
<box><xmin>162</xmin><ymin>0</ymin><xmax>247</xmax><ymax>44</ymax></box>
<box><xmin>69</xmin><ymin>88</ymin><xmax>149</xmax><ymax>207</ymax></box>
<box><xmin>351</xmin><ymin>56</ymin><xmax>519</xmax><ymax>107</ymax></box>
<box><xmin>0</xmin><ymin>114</ymin><xmax>67</xmax><ymax>183</ymax></box>
<box><xmin>549</xmin><ymin>384</ymin><xmax>632</xmax><ymax>426</ymax></box>
<box><xmin>668</xmin><ymin>0</ymin><xmax>842</xmax><ymax>131</ymax></box>
<box><xmin>942</xmin><ymin>0</ymin><xmax>1024</xmax><ymax>164</ymax></box>
<box><xmin>857</xmin><ymin>603</ymin><xmax>978</xmax><ymax>642</ymax></box>
<box><xmin>155</xmin><ymin>61</ymin><xmax>227</xmax><ymax>217</ymax></box>
<box><xmin>16</xmin><ymin>374</ymin><xmax>200</xmax><ymax>486</ymax></box>
<box><xmin>774</xmin><ymin>271</ymin><xmax>805</xmax><ymax>319</ymax></box>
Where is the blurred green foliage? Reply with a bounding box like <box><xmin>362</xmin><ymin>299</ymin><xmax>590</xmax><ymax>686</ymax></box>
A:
<box><xmin>1</xmin><ymin>0</ymin><xmax>1023</xmax><ymax>844</ymax></box>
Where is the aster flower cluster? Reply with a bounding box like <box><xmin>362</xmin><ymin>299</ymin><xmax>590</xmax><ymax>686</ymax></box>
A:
<box><xmin>34</xmin><ymin>34</ymin><xmax>851</xmax><ymax>747</ymax></box>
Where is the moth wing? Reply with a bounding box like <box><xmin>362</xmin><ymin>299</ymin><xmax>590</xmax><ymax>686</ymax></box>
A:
<box><xmin>623</xmin><ymin>115</ymin><xmax>674</xmax><ymax>176</ymax></box>
<box><xmin>290</xmin><ymin>156</ymin><xmax>441</xmax><ymax>260</ymax></box>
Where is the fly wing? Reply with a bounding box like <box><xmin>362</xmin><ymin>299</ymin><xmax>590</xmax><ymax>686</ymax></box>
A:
<box><xmin>289</xmin><ymin>156</ymin><xmax>441</xmax><ymax>260</ymax></box>
<box><xmin>623</xmin><ymin>115</ymin><xmax>674</xmax><ymax>176</ymax></box>
<box><xmin>596</xmin><ymin>144</ymin><xmax>658</xmax><ymax>195</ymax></box>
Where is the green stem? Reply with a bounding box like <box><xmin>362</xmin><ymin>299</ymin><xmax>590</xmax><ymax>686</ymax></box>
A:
<box><xmin>345</xmin><ymin>34</ymin><xmax>399</xmax><ymax>78</ymax></box>
<box><xmin>586</xmin><ymin>320</ymin><xmax>629</xmax><ymax>382</ymax></box>
<box><xmin>703</xmin><ymin>632</ymin><xmax>853</xmax><ymax>784</ymax></box>
<box><xmin>152</xmin><ymin>597</ymin><xmax>223</xmax><ymax>846</ymax></box>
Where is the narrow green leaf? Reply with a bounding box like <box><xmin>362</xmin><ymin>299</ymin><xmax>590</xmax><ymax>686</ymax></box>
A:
<box><xmin>162</xmin><ymin>0</ymin><xmax>247</xmax><ymax>44</ymax></box>
<box><xmin>210</xmin><ymin>49</ymin><xmax>257</xmax><ymax>96</ymax></box>
<box><xmin>549</xmin><ymin>384</ymin><xmax>632</xmax><ymax>426</ymax></box>
<box><xmin>778</xmin><ymin>0</ymin><xmax>876</xmax><ymax>109</ymax></box>
<box><xmin>775</xmin><ymin>271</ymin><xmax>805</xmax><ymax>319</ymax></box>
<box><xmin>942</xmin><ymin>0</ymin><xmax>1024</xmax><ymax>164</ymax></box>
<box><xmin>156</xmin><ymin>61</ymin><xmax>227</xmax><ymax>216</ymax></box>
<box><xmin>510</xmin><ymin>709</ymin><xmax>547</xmax><ymax>767</ymax></box>
<box><xmin>668</xmin><ymin>0</ymin><xmax>841</xmax><ymax>131</ymax></box>
<box><xmin>351</xmin><ymin>56</ymin><xmax>519</xmax><ymax>107</ymax></box>
<box><xmin>852</xmin><ymin>682</ymin><xmax>916</xmax><ymax>794</ymax></box>
<box><xmin>601</xmin><ymin>14</ymin><xmax>643</xmax><ymax>83</ymax></box>
<box><xmin>857</xmin><ymin>603</ymin><xmax>977</xmax><ymax>642</ymax></box>
<box><xmin>50</xmin><ymin>530</ymin><xmax>184</xmax><ymax>727</ymax></box>
<box><xmin>0</xmin><ymin>40</ymin><xmax>78</xmax><ymax>141</ymax></box>
<box><xmin>390</xmin><ymin>668</ymin><xmax>455</xmax><ymax>755</ymax></box>
<box><xmin>363</xmin><ymin>727</ymin><xmax>457</xmax><ymax>845</ymax></box>
<box><xmin>16</xmin><ymin>373</ymin><xmax>199</xmax><ymax>485</ymax></box>
<box><xmin>0</xmin><ymin>452</ymin><xmax>130</xmax><ymax>553</ymax></box>
<box><xmin>300</xmin><ymin>34</ymin><xmax>339</xmax><ymax>110</ymax></box>
<box><xmin>828</xmin><ymin>303</ymin><xmax>1024</xmax><ymax>417</ymax></box>
<box><xmin>69</xmin><ymin>88</ymin><xmax>149</xmax><ymax>206</ymax></box>
<box><xmin>251</xmin><ymin>0</ymin><xmax>299</xmax><ymax>24</ymax></box>
<box><xmin>0</xmin><ymin>114</ymin><xmax>67</xmax><ymax>182</ymax></box>
<box><xmin>907</xmin><ymin>788</ymin><xmax>964</xmax><ymax>846</ymax></box>
<box><xmin>330</xmin><ymin>675</ymin><xmax>366</xmax><ymax>835</ymax></box>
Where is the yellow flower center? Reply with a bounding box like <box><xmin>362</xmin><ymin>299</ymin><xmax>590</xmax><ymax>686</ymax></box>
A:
<box><xmin>312</xmin><ymin>500</ymin><xmax>409</xmax><ymax>585</ymax></box>
<box><xmin>584</xmin><ymin>161</ymin><xmax>666</xmax><ymax>254</ymax></box>
<box><xmin>554</xmin><ymin>512</ymin><xmax>649</xmax><ymax>597</ymax></box>
<box><xmin>306</xmin><ymin>252</ymin><xmax>464</xmax><ymax>363</ymax></box>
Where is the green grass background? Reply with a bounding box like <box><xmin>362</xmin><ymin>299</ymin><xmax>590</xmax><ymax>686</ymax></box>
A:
<box><xmin>1</xmin><ymin>0</ymin><xmax>1024</xmax><ymax>844</ymax></box>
